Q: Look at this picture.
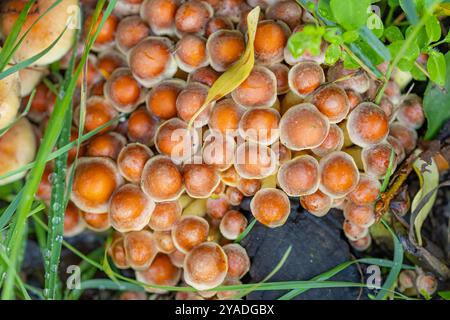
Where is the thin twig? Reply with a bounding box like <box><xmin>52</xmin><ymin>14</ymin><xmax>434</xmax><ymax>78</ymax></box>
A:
<box><xmin>376</xmin><ymin>153</ymin><xmax>420</xmax><ymax>220</ymax></box>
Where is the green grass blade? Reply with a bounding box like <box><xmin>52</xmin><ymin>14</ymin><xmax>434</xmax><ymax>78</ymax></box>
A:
<box><xmin>234</xmin><ymin>219</ymin><xmax>257</xmax><ymax>243</ymax></box>
<box><xmin>43</xmin><ymin>100</ymin><xmax>72</xmax><ymax>300</ymax></box>
<box><xmin>375</xmin><ymin>219</ymin><xmax>404</xmax><ymax>300</ymax></box>
<box><xmin>380</xmin><ymin>149</ymin><xmax>397</xmax><ymax>192</ymax></box>
<box><xmin>32</xmin><ymin>215</ymin><xmax>372</xmax><ymax>295</ymax></box>
<box><xmin>279</xmin><ymin>258</ymin><xmax>414</xmax><ymax>300</ymax></box>
<box><xmin>79</xmin><ymin>278</ymin><xmax>367</xmax><ymax>294</ymax></box>
<box><xmin>233</xmin><ymin>246</ymin><xmax>292</xmax><ymax>299</ymax></box>
<box><xmin>0</xmin><ymin>245</ymin><xmax>31</xmax><ymax>300</ymax></box>
<box><xmin>0</xmin><ymin>1</ymin><xmax>36</xmax><ymax>71</ymax></box>
<box><xmin>1</xmin><ymin>0</ymin><xmax>118</xmax><ymax>300</ymax></box>
<box><xmin>43</xmin><ymin>23</ymin><xmax>80</xmax><ymax>300</ymax></box>
<box><xmin>0</xmin><ymin>26</ymin><xmax>68</xmax><ymax>81</ymax></box>
<box><xmin>79</xmin><ymin>279</ymin><xmax>148</xmax><ymax>292</ymax></box>
<box><xmin>0</xmin><ymin>190</ymin><xmax>23</xmax><ymax>230</ymax></box>
<box><xmin>358</xmin><ymin>26</ymin><xmax>391</xmax><ymax>61</ymax></box>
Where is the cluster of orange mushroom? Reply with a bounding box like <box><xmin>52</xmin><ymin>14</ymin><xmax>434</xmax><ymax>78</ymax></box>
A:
<box><xmin>1</xmin><ymin>0</ymin><xmax>426</xmax><ymax>297</ymax></box>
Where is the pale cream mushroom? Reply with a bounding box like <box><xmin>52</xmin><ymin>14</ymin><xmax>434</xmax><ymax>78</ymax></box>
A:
<box><xmin>0</xmin><ymin>0</ymin><xmax>80</xmax><ymax>66</ymax></box>
<box><xmin>19</xmin><ymin>66</ymin><xmax>49</xmax><ymax>97</ymax></box>
<box><xmin>0</xmin><ymin>118</ymin><xmax>37</xmax><ymax>186</ymax></box>
<box><xmin>0</xmin><ymin>59</ymin><xmax>21</xmax><ymax>130</ymax></box>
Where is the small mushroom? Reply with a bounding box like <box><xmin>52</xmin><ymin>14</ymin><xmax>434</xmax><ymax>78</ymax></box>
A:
<box><xmin>70</xmin><ymin>157</ymin><xmax>123</xmax><ymax>213</ymax></box>
<box><xmin>136</xmin><ymin>253</ymin><xmax>181</xmax><ymax>293</ymax></box>
<box><xmin>184</xmin><ymin>242</ymin><xmax>228</xmax><ymax>291</ymax></box>
<box><xmin>219</xmin><ymin>210</ymin><xmax>248</xmax><ymax>240</ymax></box>
<box><xmin>0</xmin><ymin>57</ymin><xmax>21</xmax><ymax>130</ymax></box>
<box><xmin>0</xmin><ymin>0</ymin><xmax>79</xmax><ymax>65</ymax></box>
<box><xmin>109</xmin><ymin>183</ymin><xmax>155</xmax><ymax>233</ymax></box>
<box><xmin>172</xmin><ymin>215</ymin><xmax>209</xmax><ymax>253</ymax></box>
<box><xmin>124</xmin><ymin>230</ymin><xmax>158</xmax><ymax>270</ymax></box>
<box><xmin>0</xmin><ymin>118</ymin><xmax>37</xmax><ymax>186</ymax></box>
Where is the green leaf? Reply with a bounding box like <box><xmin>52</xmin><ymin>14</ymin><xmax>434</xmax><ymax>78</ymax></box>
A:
<box><xmin>443</xmin><ymin>32</ymin><xmax>450</xmax><ymax>43</ymax></box>
<box><xmin>318</xmin><ymin>0</ymin><xmax>335</xmax><ymax>22</ymax></box>
<box><xmin>406</xmin><ymin>25</ymin><xmax>429</xmax><ymax>50</ymax></box>
<box><xmin>325</xmin><ymin>43</ymin><xmax>342</xmax><ymax>65</ymax></box>
<box><xmin>343</xmin><ymin>30</ymin><xmax>359</xmax><ymax>43</ymax></box>
<box><xmin>411</xmin><ymin>155</ymin><xmax>439</xmax><ymax>246</ymax></box>
<box><xmin>384</xmin><ymin>26</ymin><xmax>404</xmax><ymax>42</ymax></box>
<box><xmin>398</xmin><ymin>58</ymin><xmax>415</xmax><ymax>71</ymax></box>
<box><xmin>389</xmin><ymin>40</ymin><xmax>420</xmax><ymax>62</ymax></box>
<box><xmin>411</xmin><ymin>64</ymin><xmax>428</xmax><ymax>80</ymax></box>
<box><xmin>0</xmin><ymin>190</ymin><xmax>23</xmax><ymax>231</ymax></box>
<box><xmin>427</xmin><ymin>50</ymin><xmax>447</xmax><ymax>86</ymax></box>
<box><xmin>288</xmin><ymin>25</ymin><xmax>325</xmax><ymax>58</ymax></box>
<box><xmin>329</xmin><ymin>0</ymin><xmax>371</xmax><ymax>30</ymax></box>
<box><xmin>324</xmin><ymin>27</ymin><xmax>343</xmax><ymax>44</ymax></box>
<box><xmin>303</xmin><ymin>0</ymin><xmax>387</xmax><ymax>78</ymax></box>
<box><xmin>425</xmin><ymin>15</ymin><xmax>441</xmax><ymax>43</ymax></box>
<box><xmin>424</xmin><ymin>52</ymin><xmax>450</xmax><ymax>139</ymax></box>
<box><xmin>399</xmin><ymin>0</ymin><xmax>420</xmax><ymax>25</ymax></box>
<box><xmin>388</xmin><ymin>0</ymin><xmax>400</xmax><ymax>6</ymax></box>
<box><xmin>438</xmin><ymin>291</ymin><xmax>450</xmax><ymax>300</ymax></box>
<box><xmin>343</xmin><ymin>51</ymin><xmax>360</xmax><ymax>69</ymax></box>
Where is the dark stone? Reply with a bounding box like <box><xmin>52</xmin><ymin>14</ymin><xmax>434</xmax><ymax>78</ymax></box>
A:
<box><xmin>241</xmin><ymin>208</ymin><xmax>364</xmax><ymax>300</ymax></box>
<box><xmin>239</xmin><ymin>197</ymin><xmax>252</xmax><ymax>212</ymax></box>
<box><xmin>21</xmin><ymin>240</ymin><xmax>44</xmax><ymax>274</ymax></box>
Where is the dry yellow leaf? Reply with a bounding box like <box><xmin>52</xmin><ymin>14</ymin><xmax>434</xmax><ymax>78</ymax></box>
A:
<box><xmin>188</xmin><ymin>6</ymin><xmax>261</xmax><ymax>128</ymax></box>
<box><xmin>436</xmin><ymin>3</ymin><xmax>450</xmax><ymax>16</ymax></box>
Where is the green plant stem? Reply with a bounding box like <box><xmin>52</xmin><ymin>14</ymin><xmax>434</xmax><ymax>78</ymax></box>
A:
<box><xmin>342</xmin><ymin>44</ymin><xmax>381</xmax><ymax>80</ymax></box>
<box><xmin>414</xmin><ymin>61</ymin><xmax>431</xmax><ymax>79</ymax></box>
<box><xmin>375</xmin><ymin>6</ymin><xmax>441</xmax><ymax>103</ymax></box>
<box><xmin>0</xmin><ymin>245</ymin><xmax>31</xmax><ymax>300</ymax></box>
<box><xmin>385</xmin><ymin>5</ymin><xmax>396</xmax><ymax>27</ymax></box>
